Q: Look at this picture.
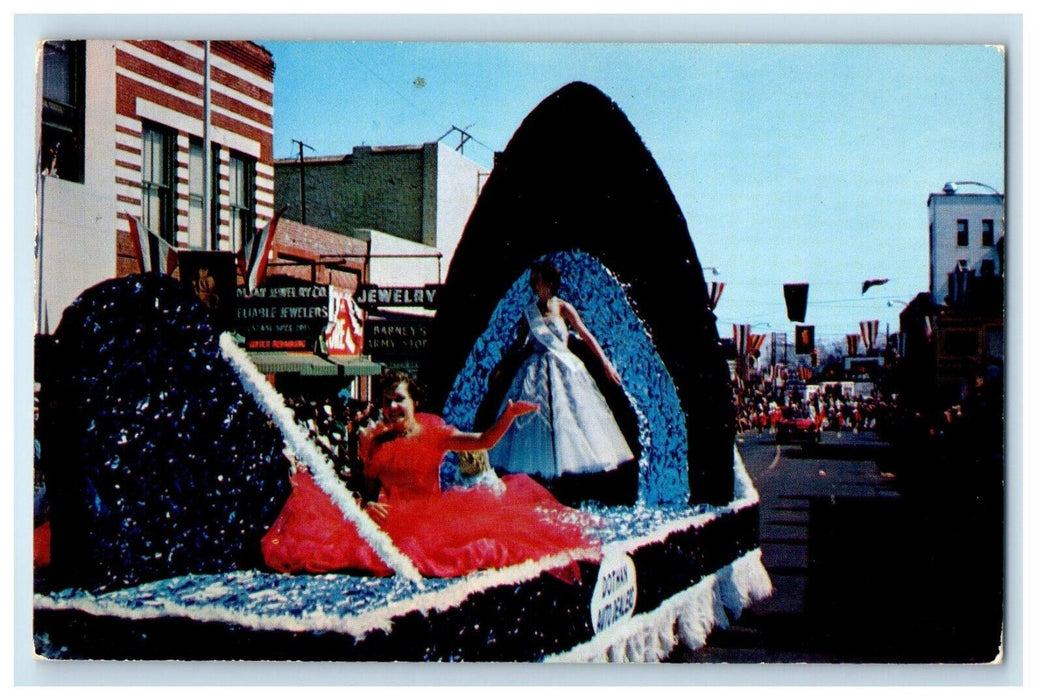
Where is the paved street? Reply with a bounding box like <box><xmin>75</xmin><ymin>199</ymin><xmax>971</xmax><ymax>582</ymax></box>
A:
<box><xmin>673</xmin><ymin>429</ymin><xmax>1004</xmax><ymax>663</ymax></box>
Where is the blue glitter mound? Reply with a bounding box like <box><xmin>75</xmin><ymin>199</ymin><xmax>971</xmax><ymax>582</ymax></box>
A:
<box><xmin>442</xmin><ymin>250</ymin><xmax>689</xmax><ymax>506</ymax></box>
<box><xmin>37</xmin><ymin>274</ymin><xmax>292</xmax><ymax>593</ymax></box>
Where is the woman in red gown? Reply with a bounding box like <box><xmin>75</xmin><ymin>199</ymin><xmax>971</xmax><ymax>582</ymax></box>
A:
<box><xmin>261</xmin><ymin>372</ymin><xmax>601</xmax><ymax>578</ymax></box>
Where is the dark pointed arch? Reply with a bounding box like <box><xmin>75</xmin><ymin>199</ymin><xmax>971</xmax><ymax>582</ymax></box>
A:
<box><xmin>421</xmin><ymin>82</ymin><xmax>735</xmax><ymax>505</ymax></box>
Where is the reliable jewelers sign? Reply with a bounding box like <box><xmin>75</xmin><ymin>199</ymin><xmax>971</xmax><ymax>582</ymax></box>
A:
<box><xmin>235</xmin><ymin>283</ymin><xmax>329</xmax><ymax>350</ymax></box>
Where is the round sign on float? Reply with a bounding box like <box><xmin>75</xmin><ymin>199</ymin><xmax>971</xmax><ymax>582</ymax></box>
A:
<box><xmin>590</xmin><ymin>546</ymin><xmax>637</xmax><ymax>636</ymax></box>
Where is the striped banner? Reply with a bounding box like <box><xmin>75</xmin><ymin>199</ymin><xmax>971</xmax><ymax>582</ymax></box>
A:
<box><xmin>708</xmin><ymin>281</ymin><xmax>725</xmax><ymax>310</ymax></box>
<box><xmin>732</xmin><ymin>324</ymin><xmax>750</xmax><ymax>359</ymax></box>
<box><xmin>846</xmin><ymin>334</ymin><xmax>861</xmax><ymax>356</ymax></box>
<box><xmin>240</xmin><ymin>206</ymin><xmax>285</xmax><ymax>295</ymax></box>
<box><xmin>748</xmin><ymin>333</ymin><xmax>766</xmax><ymax>357</ymax></box>
<box><xmin>859</xmin><ymin>320</ymin><xmax>880</xmax><ymax>352</ymax></box>
<box><xmin>127</xmin><ymin>215</ymin><xmax>179</xmax><ymax>276</ymax></box>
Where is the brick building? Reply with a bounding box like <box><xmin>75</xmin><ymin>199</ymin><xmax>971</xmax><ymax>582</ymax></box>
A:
<box><xmin>265</xmin><ymin>218</ymin><xmax>369</xmax><ymax>290</ymax></box>
<box><xmin>35</xmin><ymin>40</ymin><xmax>275</xmax><ymax>330</ymax></box>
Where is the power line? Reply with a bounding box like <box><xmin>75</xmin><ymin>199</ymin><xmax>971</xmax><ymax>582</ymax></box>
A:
<box><xmin>344</xmin><ymin>48</ymin><xmax>496</xmax><ymax>157</ymax></box>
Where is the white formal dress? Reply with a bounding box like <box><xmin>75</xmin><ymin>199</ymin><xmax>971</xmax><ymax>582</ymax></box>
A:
<box><xmin>488</xmin><ymin>301</ymin><xmax>634</xmax><ymax>479</ymax></box>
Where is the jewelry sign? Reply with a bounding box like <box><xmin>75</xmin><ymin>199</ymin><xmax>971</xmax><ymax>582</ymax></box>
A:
<box><xmin>354</xmin><ymin>284</ymin><xmax>441</xmax><ymax>309</ymax></box>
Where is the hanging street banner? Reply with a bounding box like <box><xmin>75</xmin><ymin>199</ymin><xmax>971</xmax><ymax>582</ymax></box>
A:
<box><xmin>783</xmin><ymin>283</ymin><xmax>809</xmax><ymax>323</ymax></box>
<box><xmin>707</xmin><ymin>281</ymin><xmax>725</xmax><ymax>310</ymax></box>
<box><xmin>235</xmin><ymin>282</ymin><xmax>330</xmax><ymax>351</ymax></box>
<box><xmin>846</xmin><ymin>333</ymin><xmax>862</xmax><ymax>357</ymax></box>
<box><xmin>355</xmin><ymin>284</ymin><xmax>441</xmax><ymax>309</ymax></box>
<box><xmin>859</xmin><ymin>319</ymin><xmax>880</xmax><ymax>353</ymax></box>
<box><xmin>795</xmin><ymin>324</ymin><xmax>815</xmax><ymax>355</ymax></box>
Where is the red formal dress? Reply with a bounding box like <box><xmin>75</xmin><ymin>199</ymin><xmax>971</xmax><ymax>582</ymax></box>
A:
<box><xmin>261</xmin><ymin>413</ymin><xmax>600</xmax><ymax>578</ymax></box>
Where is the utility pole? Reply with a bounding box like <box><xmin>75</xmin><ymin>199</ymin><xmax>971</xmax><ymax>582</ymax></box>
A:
<box><xmin>203</xmin><ymin>42</ymin><xmax>212</xmax><ymax>249</ymax></box>
<box><xmin>292</xmin><ymin>139</ymin><xmax>314</xmax><ymax>225</ymax></box>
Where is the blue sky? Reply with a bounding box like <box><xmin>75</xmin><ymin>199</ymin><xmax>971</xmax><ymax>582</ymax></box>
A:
<box><xmin>266</xmin><ymin>41</ymin><xmax>1004</xmax><ymax>346</ymax></box>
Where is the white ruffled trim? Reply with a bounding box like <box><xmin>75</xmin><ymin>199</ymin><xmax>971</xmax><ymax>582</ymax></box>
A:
<box><xmin>218</xmin><ymin>333</ymin><xmax>423</xmax><ymax>582</ymax></box>
<box><xmin>544</xmin><ymin>548</ymin><xmax>773</xmax><ymax>662</ymax></box>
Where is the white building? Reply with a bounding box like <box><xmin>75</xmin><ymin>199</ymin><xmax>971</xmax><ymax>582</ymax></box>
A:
<box><xmin>927</xmin><ymin>181</ymin><xmax>1004</xmax><ymax>306</ymax></box>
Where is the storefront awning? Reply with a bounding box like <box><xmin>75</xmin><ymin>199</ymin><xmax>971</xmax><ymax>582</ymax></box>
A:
<box><xmin>247</xmin><ymin>351</ymin><xmax>383</xmax><ymax>377</ymax></box>
<box><xmin>325</xmin><ymin>354</ymin><xmax>384</xmax><ymax>376</ymax></box>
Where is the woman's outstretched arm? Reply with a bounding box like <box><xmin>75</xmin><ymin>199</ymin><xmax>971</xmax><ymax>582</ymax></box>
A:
<box><xmin>442</xmin><ymin>400</ymin><xmax>538</xmax><ymax>452</ymax></box>
<box><xmin>559</xmin><ymin>300</ymin><xmax>622</xmax><ymax>385</ymax></box>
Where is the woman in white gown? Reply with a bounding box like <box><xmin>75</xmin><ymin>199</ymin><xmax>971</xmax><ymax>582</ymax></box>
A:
<box><xmin>488</xmin><ymin>261</ymin><xmax>634</xmax><ymax>481</ymax></box>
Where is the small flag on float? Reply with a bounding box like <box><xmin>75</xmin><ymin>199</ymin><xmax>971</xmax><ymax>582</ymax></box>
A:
<box><xmin>861</xmin><ymin>278</ymin><xmax>889</xmax><ymax>294</ymax></box>
<box><xmin>783</xmin><ymin>283</ymin><xmax>809</xmax><ymax>323</ymax></box>
<box><xmin>708</xmin><ymin>281</ymin><xmax>725</xmax><ymax>311</ymax></box>
<box><xmin>127</xmin><ymin>215</ymin><xmax>179</xmax><ymax>275</ymax></box>
<box><xmin>240</xmin><ymin>206</ymin><xmax>285</xmax><ymax>295</ymax></box>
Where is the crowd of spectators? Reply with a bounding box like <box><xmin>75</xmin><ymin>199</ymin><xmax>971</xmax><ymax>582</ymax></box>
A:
<box><xmin>284</xmin><ymin>392</ymin><xmax>381</xmax><ymax>494</ymax></box>
<box><xmin>732</xmin><ymin>381</ymin><xmax>897</xmax><ymax>437</ymax></box>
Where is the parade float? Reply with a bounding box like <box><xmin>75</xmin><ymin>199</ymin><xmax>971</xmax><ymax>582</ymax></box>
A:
<box><xmin>33</xmin><ymin>83</ymin><xmax>770</xmax><ymax>662</ymax></box>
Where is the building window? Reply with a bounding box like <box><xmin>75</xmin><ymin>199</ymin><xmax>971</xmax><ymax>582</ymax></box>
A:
<box><xmin>228</xmin><ymin>151</ymin><xmax>255</xmax><ymax>252</ymax></box>
<box><xmin>188</xmin><ymin>140</ymin><xmax>206</xmax><ymax>248</ymax></box>
<box><xmin>187</xmin><ymin>141</ymin><xmax>222</xmax><ymax>249</ymax></box>
<box><xmin>141</xmin><ymin>122</ymin><xmax>176</xmax><ymax>244</ymax></box>
<box><xmin>40</xmin><ymin>40</ymin><xmax>85</xmax><ymax>182</ymax></box>
<box><xmin>982</xmin><ymin>219</ymin><xmax>995</xmax><ymax>246</ymax></box>
<box><xmin>956</xmin><ymin>219</ymin><xmax>969</xmax><ymax>247</ymax></box>
<box><xmin>981</xmin><ymin>259</ymin><xmax>995</xmax><ymax>277</ymax></box>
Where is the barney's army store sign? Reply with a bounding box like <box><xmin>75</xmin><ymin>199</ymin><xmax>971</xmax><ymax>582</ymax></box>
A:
<box><xmin>235</xmin><ymin>283</ymin><xmax>329</xmax><ymax>350</ymax></box>
<box><xmin>364</xmin><ymin>317</ymin><xmax>432</xmax><ymax>369</ymax></box>
<box><xmin>364</xmin><ymin>317</ymin><xmax>432</xmax><ymax>357</ymax></box>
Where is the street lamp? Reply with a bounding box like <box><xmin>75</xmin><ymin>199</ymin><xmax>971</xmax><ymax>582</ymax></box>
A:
<box><xmin>944</xmin><ymin>181</ymin><xmax>1003</xmax><ymax>197</ymax></box>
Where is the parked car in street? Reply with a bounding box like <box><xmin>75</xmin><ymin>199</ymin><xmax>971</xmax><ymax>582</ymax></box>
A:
<box><xmin>776</xmin><ymin>409</ymin><xmax>821</xmax><ymax>445</ymax></box>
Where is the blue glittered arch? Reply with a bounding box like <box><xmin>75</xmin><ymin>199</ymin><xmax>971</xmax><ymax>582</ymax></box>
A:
<box><xmin>442</xmin><ymin>250</ymin><xmax>689</xmax><ymax>507</ymax></box>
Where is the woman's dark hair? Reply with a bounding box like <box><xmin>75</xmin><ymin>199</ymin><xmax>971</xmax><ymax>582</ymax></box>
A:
<box><xmin>530</xmin><ymin>260</ymin><xmax>561</xmax><ymax>295</ymax></box>
<box><xmin>376</xmin><ymin>370</ymin><xmax>426</xmax><ymax>407</ymax></box>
